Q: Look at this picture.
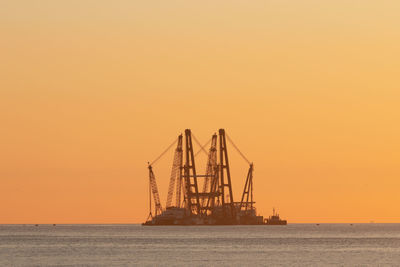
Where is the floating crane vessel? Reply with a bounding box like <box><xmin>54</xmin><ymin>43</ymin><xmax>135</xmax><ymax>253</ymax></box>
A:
<box><xmin>142</xmin><ymin>129</ymin><xmax>287</xmax><ymax>225</ymax></box>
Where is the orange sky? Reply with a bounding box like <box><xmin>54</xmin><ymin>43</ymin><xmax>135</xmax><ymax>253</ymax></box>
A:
<box><xmin>1</xmin><ymin>1</ymin><xmax>399</xmax><ymax>223</ymax></box>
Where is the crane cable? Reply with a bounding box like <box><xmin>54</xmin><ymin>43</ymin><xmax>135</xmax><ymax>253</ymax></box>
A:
<box><xmin>149</xmin><ymin>137</ymin><xmax>178</xmax><ymax>166</ymax></box>
<box><xmin>226</xmin><ymin>133</ymin><xmax>251</xmax><ymax>165</ymax></box>
<box><xmin>150</xmin><ymin>132</ymin><xmax>251</xmax><ymax>165</ymax></box>
<box><xmin>192</xmin><ymin>134</ymin><xmax>211</xmax><ymax>157</ymax></box>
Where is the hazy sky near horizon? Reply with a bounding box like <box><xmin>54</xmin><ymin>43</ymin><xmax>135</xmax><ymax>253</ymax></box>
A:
<box><xmin>1</xmin><ymin>1</ymin><xmax>399</xmax><ymax>223</ymax></box>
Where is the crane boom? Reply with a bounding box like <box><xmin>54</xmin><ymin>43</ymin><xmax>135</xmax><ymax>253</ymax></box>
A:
<box><xmin>240</xmin><ymin>163</ymin><xmax>254</xmax><ymax>211</ymax></box>
<box><xmin>148</xmin><ymin>164</ymin><xmax>163</xmax><ymax>216</ymax></box>
<box><xmin>201</xmin><ymin>134</ymin><xmax>218</xmax><ymax>208</ymax></box>
<box><xmin>166</xmin><ymin>135</ymin><xmax>183</xmax><ymax>208</ymax></box>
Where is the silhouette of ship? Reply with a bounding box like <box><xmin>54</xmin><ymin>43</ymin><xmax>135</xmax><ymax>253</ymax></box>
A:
<box><xmin>264</xmin><ymin>208</ymin><xmax>287</xmax><ymax>225</ymax></box>
<box><xmin>142</xmin><ymin>129</ymin><xmax>288</xmax><ymax>226</ymax></box>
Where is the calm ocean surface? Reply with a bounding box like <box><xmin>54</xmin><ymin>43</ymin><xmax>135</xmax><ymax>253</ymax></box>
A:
<box><xmin>1</xmin><ymin>224</ymin><xmax>399</xmax><ymax>266</ymax></box>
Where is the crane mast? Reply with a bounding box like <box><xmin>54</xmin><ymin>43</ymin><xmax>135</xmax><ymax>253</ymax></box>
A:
<box><xmin>183</xmin><ymin>129</ymin><xmax>201</xmax><ymax>215</ymax></box>
<box><xmin>219</xmin><ymin>129</ymin><xmax>235</xmax><ymax>219</ymax></box>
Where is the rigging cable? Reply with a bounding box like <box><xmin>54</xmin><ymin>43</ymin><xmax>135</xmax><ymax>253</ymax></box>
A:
<box><xmin>225</xmin><ymin>133</ymin><xmax>251</xmax><ymax>165</ymax></box>
<box><xmin>150</xmin><ymin>137</ymin><xmax>179</xmax><ymax>166</ymax></box>
<box><xmin>192</xmin><ymin>134</ymin><xmax>211</xmax><ymax>157</ymax></box>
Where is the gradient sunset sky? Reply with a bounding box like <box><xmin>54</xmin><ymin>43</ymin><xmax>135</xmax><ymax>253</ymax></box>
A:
<box><xmin>1</xmin><ymin>1</ymin><xmax>399</xmax><ymax>223</ymax></box>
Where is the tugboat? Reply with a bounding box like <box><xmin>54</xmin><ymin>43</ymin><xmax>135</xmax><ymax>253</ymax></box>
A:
<box><xmin>264</xmin><ymin>208</ymin><xmax>287</xmax><ymax>225</ymax></box>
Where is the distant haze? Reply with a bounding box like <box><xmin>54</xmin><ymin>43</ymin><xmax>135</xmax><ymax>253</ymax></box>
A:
<box><xmin>1</xmin><ymin>0</ymin><xmax>399</xmax><ymax>223</ymax></box>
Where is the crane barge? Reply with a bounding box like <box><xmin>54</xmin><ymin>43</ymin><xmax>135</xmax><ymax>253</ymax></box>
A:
<box><xmin>142</xmin><ymin>129</ymin><xmax>287</xmax><ymax>225</ymax></box>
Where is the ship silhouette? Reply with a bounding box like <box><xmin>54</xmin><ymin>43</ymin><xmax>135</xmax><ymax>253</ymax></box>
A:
<box><xmin>264</xmin><ymin>208</ymin><xmax>287</xmax><ymax>225</ymax></box>
<box><xmin>143</xmin><ymin>129</ymin><xmax>287</xmax><ymax>226</ymax></box>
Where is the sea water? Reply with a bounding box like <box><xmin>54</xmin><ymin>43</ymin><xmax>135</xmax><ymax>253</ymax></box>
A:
<box><xmin>1</xmin><ymin>224</ymin><xmax>399</xmax><ymax>266</ymax></box>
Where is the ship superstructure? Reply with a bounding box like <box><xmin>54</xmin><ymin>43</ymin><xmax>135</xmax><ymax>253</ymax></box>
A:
<box><xmin>264</xmin><ymin>208</ymin><xmax>287</xmax><ymax>225</ymax></box>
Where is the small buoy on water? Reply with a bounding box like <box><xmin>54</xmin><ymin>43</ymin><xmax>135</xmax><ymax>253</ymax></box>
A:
<box><xmin>35</xmin><ymin>224</ymin><xmax>39</xmax><ymax>227</ymax></box>
<box><xmin>53</xmin><ymin>224</ymin><xmax>56</xmax><ymax>226</ymax></box>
